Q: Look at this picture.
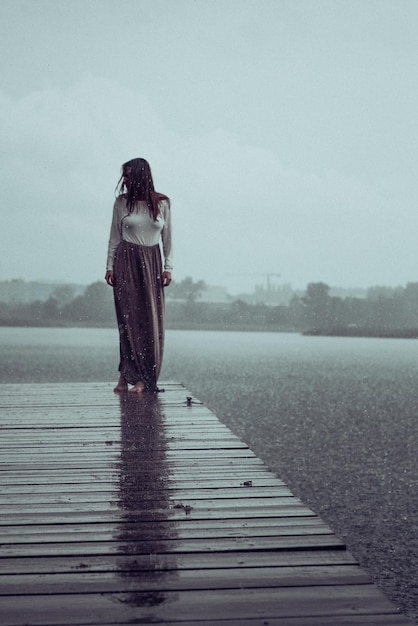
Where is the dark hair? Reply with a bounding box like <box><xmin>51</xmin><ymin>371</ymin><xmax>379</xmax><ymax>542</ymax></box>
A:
<box><xmin>116</xmin><ymin>157</ymin><xmax>169</xmax><ymax>220</ymax></box>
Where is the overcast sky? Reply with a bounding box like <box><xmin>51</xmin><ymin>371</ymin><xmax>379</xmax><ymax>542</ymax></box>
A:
<box><xmin>1</xmin><ymin>0</ymin><xmax>417</xmax><ymax>294</ymax></box>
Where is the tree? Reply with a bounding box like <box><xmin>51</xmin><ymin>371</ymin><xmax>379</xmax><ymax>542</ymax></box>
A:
<box><xmin>302</xmin><ymin>282</ymin><xmax>332</xmax><ymax>328</ymax></box>
<box><xmin>51</xmin><ymin>285</ymin><xmax>76</xmax><ymax>307</ymax></box>
<box><xmin>167</xmin><ymin>277</ymin><xmax>206</xmax><ymax>303</ymax></box>
<box><xmin>400</xmin><ymin>283</ymin><xmax>418</xmax><ymax>327</ymax></box>
<box><xmin>62</xmin><ymin>282</ymin><xmax>114</xmax><ymax>324</ymax></box>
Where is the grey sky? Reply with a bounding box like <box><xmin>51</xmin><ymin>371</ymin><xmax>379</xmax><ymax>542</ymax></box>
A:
<box><xmin>1</xmin><ymin>0</ymin><xmax>417</xmax><ymax>293</ymax></box>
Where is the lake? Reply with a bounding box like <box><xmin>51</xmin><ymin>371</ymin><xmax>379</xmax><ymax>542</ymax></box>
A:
<box><xmin>1</xmin><ymin>326</ymin><xmax>417</xmax><ymax>622</ymax></box>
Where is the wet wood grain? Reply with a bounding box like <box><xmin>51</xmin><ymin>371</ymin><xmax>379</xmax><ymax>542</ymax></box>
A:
<box><xmin>0</xmin><ymin>382</ymin><xmax>411</xmax><ymax>625</ymax></box>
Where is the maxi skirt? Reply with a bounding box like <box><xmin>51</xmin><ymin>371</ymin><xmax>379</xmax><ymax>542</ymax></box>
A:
<box><xmin>113</xmin><ymin>241</ymin><xmax>165</xmax><ymax>392</ymax></box>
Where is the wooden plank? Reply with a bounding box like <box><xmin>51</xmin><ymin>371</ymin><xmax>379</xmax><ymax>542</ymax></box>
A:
<box><xmin>0</xmin><ymin>586</ymin><xmax>407</xmax><ymax>625</ymax></box>
<box><xmin>0</xmin><ymin>475</ymin><xmax>285</xmax><ymax>488</ymax></box>
<box><xmin>1</xmin><ymin>451</ymin><xmax>260</xmax><ymax>463</ymax></box>
<box><xmin>136</xmin><ymin>618</ymin><xmax>411</xmax><ymax>626</ymax></box>
<box><xmin>0</xmin><ymin>519</ymin><xmax>334</xmax><ymax>543</ymax></box>
<box><xmin>0</xmin><ymin>534</ymin><xmax>346</xmax><ymax>558</ymax></box>
<box><xmin>1</xmin><ymin>433</ymin><xmax>241</xmax><ymax>442</ymax></box>
<box><xmin>2</xmin><ymin>505</ymin><xmax>316</xmax><ymax>522</ymax></box>
<box><xmin>0</xmin><ymin>549</ymin><xmax>359</xmax><ymax>576</ymax></box>
<box><xmin>0</xmin><ymin>565</ymin><xmax>370</xmax><ymax>595</ymax></box>
<box><xmin>1</xmin><ymin>486</ymin><xmax>296</xmax><ymax>504</ymax></box>
<box><xmin>1</xmin><ymin>495</ymin><xmax>307</xmax><ymax>512</ymax></box>
<box><xmin>1</xmin><ymin>458</ymin><xmax>267</xmax><ymax>471</ymax></box>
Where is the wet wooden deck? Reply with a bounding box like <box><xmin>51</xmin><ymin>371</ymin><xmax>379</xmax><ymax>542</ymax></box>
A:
<box><xmin>0</xmin><ymin>382</ymin><xmax>411</xmax><ymax>625</ymax></box>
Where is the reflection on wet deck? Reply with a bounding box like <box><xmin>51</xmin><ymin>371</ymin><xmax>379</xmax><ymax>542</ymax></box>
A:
<box><xmin>117</xmin><ymin>393</ymin><xmax>178</xmax><ymax>608</ymax></box>
<box><xmin>0</xmin><ymin>382</ymin><xmax>411</xmax><ymax>625</ymax></box>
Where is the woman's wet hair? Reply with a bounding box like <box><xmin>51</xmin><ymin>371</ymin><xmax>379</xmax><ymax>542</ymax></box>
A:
<box><xmin>116</xmin><ymin>157</ymin><xmax>168</xmax><ymax>220</ymax></box>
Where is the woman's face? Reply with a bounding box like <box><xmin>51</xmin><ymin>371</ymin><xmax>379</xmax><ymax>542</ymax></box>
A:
<box><xmin>122</xmin><ymin>166</ymin><xmax>132</xmax><ymax>188</ymax></box>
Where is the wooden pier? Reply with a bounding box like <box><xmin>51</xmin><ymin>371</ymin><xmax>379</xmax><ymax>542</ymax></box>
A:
<box><xmin>0</xmin><ymin>382</ymin><xmax>411</xmax><ymax>625</ymax></box>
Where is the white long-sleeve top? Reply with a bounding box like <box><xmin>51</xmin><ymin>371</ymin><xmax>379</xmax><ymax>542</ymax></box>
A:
<box><xmin>106</xmin><ymin>196</ymin><xmax>173</xmax><ymax>272</ymax></box>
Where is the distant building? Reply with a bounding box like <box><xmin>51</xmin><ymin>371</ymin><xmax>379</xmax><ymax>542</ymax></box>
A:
<box><xmin>329</xmin><ymin>287</ymin><xmax>368</xmax><ymax>299</ymax></box>
<box><xmin>195</xmin><ymin>285</ymin><xmax>229</xmax><ymax>304</ymax></box>
<box><xmin>0</xmin><ymin>279</ymin><xmax>85</xmax><ymax>304</ymax></box>
<box><xmin>233</xmin><ymin>283</ymin><xmax>297</xmax><ymax>306</ymax></box>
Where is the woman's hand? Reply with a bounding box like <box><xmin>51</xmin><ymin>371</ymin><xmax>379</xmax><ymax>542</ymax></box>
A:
<box><xmin>107</xmin><ymin>269</ymin><xmax>171</xmax><ymax>287</ymax></box>
<box><xmin>162</xmin><ymin>271</ymin><xmax>172</xmax><ymax>287</ymax></box>
<box><xmin>105</xmin><ymin>270</ymin><xmax>114</xmax><ymax>287</ymax></box>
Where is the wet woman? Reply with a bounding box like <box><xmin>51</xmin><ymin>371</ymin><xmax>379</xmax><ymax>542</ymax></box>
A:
<box><xmin>105</xmin><ymin>158</ymin><xmax>173</xmax><ymax>394</ymax></box>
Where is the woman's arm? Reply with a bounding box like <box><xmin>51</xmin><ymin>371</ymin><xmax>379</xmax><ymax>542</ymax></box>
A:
<box><xmin>105</xmin><ymin>199</ymin><xmax>122</xmax><ymax>285</ymax></box>
<box><xmin>161</xmin><ymin>200</ymin><xmax>173</xmax><ymax>285</ymax></box>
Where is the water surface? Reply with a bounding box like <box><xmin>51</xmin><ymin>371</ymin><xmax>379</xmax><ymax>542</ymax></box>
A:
<box><xmin>1</xmin><ymin>327</ymin><xmax>417</xmax><ymax>621</ymax></box>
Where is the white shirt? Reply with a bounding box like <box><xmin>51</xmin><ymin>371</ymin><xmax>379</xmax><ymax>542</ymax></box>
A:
<box><xmin>106</xmin><ymin>196</ymin><xmax>173</xmax><ymax>272</ymax></box>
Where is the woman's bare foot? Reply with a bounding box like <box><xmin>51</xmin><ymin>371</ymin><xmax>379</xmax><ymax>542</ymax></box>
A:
<box><xmin>129</xmin><ymin>381</ymin><xmax>145</xmax><ymax>394</ymax></box>
<box><xmin>113</xmin><ymin>375</ymin><xmax>128</xmax><ymax>393</ymax></box>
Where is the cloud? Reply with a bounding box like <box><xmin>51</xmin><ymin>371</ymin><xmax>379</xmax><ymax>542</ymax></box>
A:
<box><xmin>0</xmin><ymin>75</ymin><xmax>416</xmax><ymax>291</ymax></box>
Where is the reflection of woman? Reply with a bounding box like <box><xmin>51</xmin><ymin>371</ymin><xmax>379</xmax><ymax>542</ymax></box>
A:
<box><xmin>116</xmin><ymin>393</ymin><xmax>177</xmax><ymax>608</ymax></box>
<box><xmin>105</xmin><ymin>158</ymin><xmax>173</xmax><ymax>394</ymax></box>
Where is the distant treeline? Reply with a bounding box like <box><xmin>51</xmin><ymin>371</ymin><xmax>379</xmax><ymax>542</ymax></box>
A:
<box><xmin>1</xmin><ymin>278</ymin><xmax>418</xmax><ymax>336</ymax></box>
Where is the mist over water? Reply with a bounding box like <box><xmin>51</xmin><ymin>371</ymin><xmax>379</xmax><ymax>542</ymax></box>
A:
<box><xmin>1</xmin><ymin>327</ymin><xmax>417</xmax><ymax>622</ymax></box>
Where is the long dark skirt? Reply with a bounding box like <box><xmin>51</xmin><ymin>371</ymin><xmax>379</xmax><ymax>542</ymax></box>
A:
<box><xmin>113</xmin><ymin>241</ymin><xmax>165</xmax><ymax>392</ymax></box>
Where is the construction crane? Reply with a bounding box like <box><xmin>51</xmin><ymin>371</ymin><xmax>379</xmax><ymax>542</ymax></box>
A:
<box><xmin>261</xmin><ymin>273</ymin><xmax>281</xmax><ymax>292</ymax></box>
<box><xmin>227</xmin><ymin>272</ymin><xmax>281</xmax><ymax>292</ymax></box>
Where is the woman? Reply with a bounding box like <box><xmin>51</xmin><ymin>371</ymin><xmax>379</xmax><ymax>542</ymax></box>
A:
<box><xmin>105</xmin><ymin>158</ymin><xmax>173</xmax><ymax>394</ymax></box>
